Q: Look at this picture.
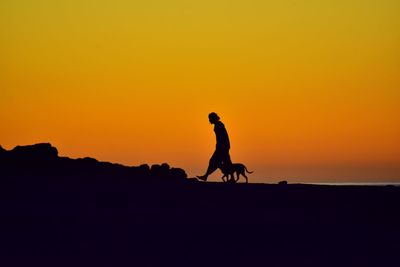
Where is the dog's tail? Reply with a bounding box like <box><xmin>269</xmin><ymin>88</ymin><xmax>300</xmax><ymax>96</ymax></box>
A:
<box><xmin>244</xmin><ymin>166</ymin><xmax>253</xmax><ymax>174</ymax></box>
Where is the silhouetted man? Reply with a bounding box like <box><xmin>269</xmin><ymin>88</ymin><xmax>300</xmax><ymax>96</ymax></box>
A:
<box><xmin>197</xmin><ymin>112</ymin><xmax>232</xmax><ymax>181</ymax></box>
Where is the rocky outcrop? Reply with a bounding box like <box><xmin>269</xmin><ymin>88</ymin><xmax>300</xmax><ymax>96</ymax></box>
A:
<box><xmin>0</xmin><ymin>143</ymin><xmax>187</xmax><ymax>182</ymax></box>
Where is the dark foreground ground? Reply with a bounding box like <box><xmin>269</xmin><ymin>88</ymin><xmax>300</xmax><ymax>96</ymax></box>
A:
<box><xmin>1</xmin><ymin>179</ymin><xmax>399</xmax><ymax>267</ymax></box>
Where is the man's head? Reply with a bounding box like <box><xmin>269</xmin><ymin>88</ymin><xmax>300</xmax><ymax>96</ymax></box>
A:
<box><xmin>208</xmin><ymin>112</ymin><xmax>220</xmax><ymax>124</ymax></box>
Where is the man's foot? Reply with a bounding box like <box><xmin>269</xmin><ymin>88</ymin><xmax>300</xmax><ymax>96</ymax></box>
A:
<box><xmin>196</xmin><ymin>175</ymin><xmax>208</xmax><ymax>181</ymax></box>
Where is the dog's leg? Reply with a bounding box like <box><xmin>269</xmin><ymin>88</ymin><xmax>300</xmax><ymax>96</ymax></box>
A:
<box><xmin>242</xmin><ymin>172</ymin><xmax>248</xmax><ymax>183</ymax></box>
<box><xmin>221</xmin><ymin>174</ymin><xmax>227</xmax><ymax>182</ymax></box>
<box><xmin>235</xmin><ymin>172</ymin><xmax>240</xmax><ymax>182</ymax></box>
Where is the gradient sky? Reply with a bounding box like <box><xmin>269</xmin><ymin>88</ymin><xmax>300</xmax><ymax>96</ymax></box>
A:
<box><xmin>1</xmin><ymin>0</ymin><xmax>399</xmax><ymax>182</ymax></box>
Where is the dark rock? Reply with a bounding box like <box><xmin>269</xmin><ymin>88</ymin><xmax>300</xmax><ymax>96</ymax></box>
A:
<box><xmin>79</xmin><ymin>157</ymin><xmax>99</xmax><ymax>164</ymax></box>
<box><xmin>0</xmin><ymin>143</ymin><xmax>188</xmax><ymax>182</ymax></box>
<box><xmin>11</xmin><ymin>143</ymin><xmax>58</xmax><ymax>159</ymax></box>
<box><xmin>169</xmin><ymin>167</ymin><xmax>188</xmax><ymax>180</ymax></box>
<box><xmin>161</xmin><ymin>163</ymin><xmax>170</xmax><ymax>169</ymax></box>
<box><xmin>0</xmin><ymin>146</ymin><xmax>5</xmax><ymax>159</ymax></box>
<box><xmin>139</xmin><ymin>164</ymin><xmax>150</xmax><ymax>172</ymax></box>
<box><xmin>278</xmin><ymin>180</ymin><xmax>288</xmax><ymax>185</ymax></box>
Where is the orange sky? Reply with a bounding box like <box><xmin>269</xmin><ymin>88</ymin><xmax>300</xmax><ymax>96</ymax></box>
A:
<box><xmin>1</xmin><ymin>1</ymin><xmax>399</xmax><ymax>182</ymax></box>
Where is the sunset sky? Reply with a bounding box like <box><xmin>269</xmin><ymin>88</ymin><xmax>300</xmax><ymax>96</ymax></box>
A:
<box><xmin>1</xmin><ymin>0</ymin><xmax>399</xmax><ymax>182</ymax></box>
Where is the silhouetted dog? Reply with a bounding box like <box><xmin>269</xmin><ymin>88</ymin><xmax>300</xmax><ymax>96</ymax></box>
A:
<box><xmin>220</xmin><ymin>163</ymin><xmax>253</xmax><ymax>183</ymax></box>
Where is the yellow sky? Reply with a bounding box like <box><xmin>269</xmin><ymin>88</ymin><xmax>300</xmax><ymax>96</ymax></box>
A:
<box><xmin>1</xmin><ymin>0</ymin><xmax>399</xmax><ymax>182</ymax></box>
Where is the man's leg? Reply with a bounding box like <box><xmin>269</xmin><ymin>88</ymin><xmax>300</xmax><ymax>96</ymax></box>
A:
<box><xmin>197</xmin><ymin>151</ymin><xmax>221</xmax><ymax>181</ymax></box>
<box><xmin>224</xmin><ymin>150</ymin><xmax>232</xmax><ymax>165</ymax></box>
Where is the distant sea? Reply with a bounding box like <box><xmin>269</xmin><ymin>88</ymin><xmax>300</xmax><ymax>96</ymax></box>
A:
<box><xmin>308</xmin><ymin>182</ymin><xmax>400</xmax><ymax>186</ymax></box>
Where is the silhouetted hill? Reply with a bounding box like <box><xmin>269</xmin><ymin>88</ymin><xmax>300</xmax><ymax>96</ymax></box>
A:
<box><xmin>0</xmin><ymin>143</ymin><xmax>187</xmax><ymax>182</ymax></box>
